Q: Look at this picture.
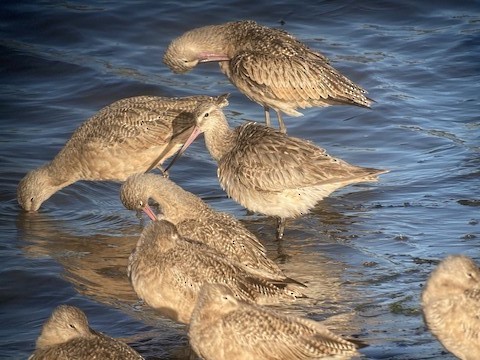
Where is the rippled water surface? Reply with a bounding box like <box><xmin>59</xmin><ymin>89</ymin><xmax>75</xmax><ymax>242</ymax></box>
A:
<box><xmin>1</xmin><ymin>0</ymin><xmax>479</xmax><ymax>359</ymax></box>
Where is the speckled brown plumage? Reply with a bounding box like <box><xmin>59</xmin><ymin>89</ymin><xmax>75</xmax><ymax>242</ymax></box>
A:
<box><xmin>29</xmin><ymin>305</ymin><xmax>143</xmax><ymax>360</ymax></box>
<box><xmin>127</xmin><ymin>220</ymin><xmax>304</xmax><ymax>324</ymax></box>
<box><xmin>17</xmin><ymin>94</ymin><xmax>229</xmax><ymax>211</ymax></box>
<box><xmin>163</xmin><ymin>20</ymin><xmax>371</xmax><ymax>132</ymax></box>
<box><xmin>172</xmin><ymin>102</ymin><xmax>387</xmax><ymax>239</ymax></box>
<box><xmin>422</xmin><ymin>255</ymin><xmax>480</xmax><ymax>360</ymax></box>
<box><xmin>120</xmin><ymin>173</ymin><xmax>299</xmax><ymax>282</ymax></box>
<box><xmin>189</xmin><ymin>283</ymin><xmax>362</xmax><ymax>360</ymax></box>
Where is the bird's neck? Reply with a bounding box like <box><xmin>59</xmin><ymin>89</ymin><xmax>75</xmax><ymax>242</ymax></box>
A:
<box><xmin>203</xmin><ymin>120</ymin><xmax>234</xmax><ymax>162</ymax></box>
<box><xmin>48</xmin><ymin>146</ymin><xmax>86</xmax><ymax>185</ymax></box>
<box><xmin>32</xmin><ymin>161</ymin><xmax>77</xmax><ymax>195</ymax></box>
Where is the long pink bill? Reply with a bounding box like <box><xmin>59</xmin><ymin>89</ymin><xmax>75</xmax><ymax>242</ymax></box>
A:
<box><xmin>198</xmin><ymin>52</ymin><xmax>230</xmax><ymax>63</ymax></box>
<box><xmin>142</xmin><ymin>204</ymin><xmax>159</xmax><ymax>221</ymax></box>
<box><xmin>163</xmin><ymin>126</ymin><xmax>203</xmax><ymax>173</ymax></box>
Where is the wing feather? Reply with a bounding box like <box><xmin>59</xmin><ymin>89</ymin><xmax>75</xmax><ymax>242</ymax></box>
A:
<box><xmin>229</xmin><ymin>50</ymin><xmax>370</xmax><ymax>111</ymax></box>
<box><xmin>219</xmin><ymin>123</ymin><xmax>370</xmax><ymax>192</ymax></box>
<box><xmin>222</xmin><ymin>306</ymin><xmax>358</xmax><ymax>358</ymax></box>
<box><xmin>68</xmin><ymin>95</ymin><xmax>222</xmax><ymax>152</ymax></box>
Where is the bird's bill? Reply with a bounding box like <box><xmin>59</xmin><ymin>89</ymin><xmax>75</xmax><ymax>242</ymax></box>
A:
<box><xmin>198</xmin><ymin>52</ymin><xmax>229</xmax><ymax>62</ymax></box>
<box><xmin>164</xmin><ymin>126</ymin><xmax>203</xmax><ymax>173</ymax></box>
<box><xmin>142</xmin><ymin>204</ymin><xmax>158</xmax><ymax>221</ymax></box>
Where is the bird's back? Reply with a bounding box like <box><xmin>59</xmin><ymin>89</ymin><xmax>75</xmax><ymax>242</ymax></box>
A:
<box><xmin>220</xmin><ymin>20</ymin><xmax>371</xmax><ymax>115</ymax></box>
<box><xmin>191</xmin><ymin>297</ymin><xmax>360</xmax><ymax>360</ymax></box>
<box><xmin>220</xmin><ymin>122</ymin><xmax>384</xmax><ymax>193</ymax></box>
<box><xmin>29</xmin><ymin>333</ymin><xmax>142</xmax><ymax>360</ymax></box>
<box><xmin>66</xmin><ymin>95</ymin><xmax>219</xmax><ymax>151</ymax></box>
<box><xmin>53</xmin><ymin>95</ymin><xmax>224</xmax><ymax>180</ymax></box>
<box><xmin>216</xmin><ymin>122</ymin><xmax>385</xmax><ymax>218</ymax></box>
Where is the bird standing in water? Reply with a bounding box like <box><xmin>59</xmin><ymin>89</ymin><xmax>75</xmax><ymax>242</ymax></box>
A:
<box><xmin>17</xmin><ymin>94</ymin><xmax>228</xmax><ymax>211</ymax></box>
<box><xmin>165</xmin><ymin>102</ymin><xmax>387</xmax><ymax>240</ymax></box>
<box><xmin>120</xmin><ymin>173</ymin><xmax>302</xmax><ymax>282</ymax></box>
<box><xmin>164</xmin><ymin>20</ymin><xmax>371</xmax><ymax>133</ymax></box>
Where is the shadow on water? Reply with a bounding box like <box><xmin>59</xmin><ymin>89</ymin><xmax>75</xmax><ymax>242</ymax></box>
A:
<box><xmin>16</xmin><ymin>211</ymin><xmax>138</xmax><ymax>305</ymax></box>
<box><xmin>15</xmin><ymin>211</ymin><xmax>195</xmax><ymax>360</ymax></box>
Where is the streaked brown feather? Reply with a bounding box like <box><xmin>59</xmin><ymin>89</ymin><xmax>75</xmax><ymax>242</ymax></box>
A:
<box><xmin>422</xmin><ymin>255</ymin><xmax>480</xmax><ymax>359</ymax></box>
<box><xmin>17</xmin><ymin>94</ymin><xmax>227</xmax><ymax>211</ymax></box>
<box><xmin>219</xmin><ymin>122</ymin><xmax>384</xmax><ymax>193</ymax></box>
<box><xmin>189</xmin><ymin>284</ymin><xmax>361</xmax><ymax>360</ymax></box>
<box><xmin>128</xmin><ymin>220</ymin><xmax>303</xmax><ymax>324</ymax></box>
<box><xmin>164</xmin><ymin>20</ymin><xmax>372</xmax><ymax>130</ymax></box>
<box><xmin>120</xmin><ymin>173</ymin><xmax>293</xmax><ymax>281</ymax></box>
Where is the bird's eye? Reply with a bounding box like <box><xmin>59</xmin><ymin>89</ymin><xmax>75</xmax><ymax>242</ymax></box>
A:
<box><xmin>69</xmin><ymin>324</ymin><xmax>76</xmax><ymax>329</ymax></box>
<box><xmin>139</xmin><ymin>201</ymin><xmax>144</xmax><ymax>207</ymax></box>
<box><xmin>30</xmin><ymin>197</ymin><xmax>34</xmax><ymax>202</ymax></box>
<box><xmin>204</xmin><ymin>112</ymin><xmax>209</xmax><ymax>118</ymax></box>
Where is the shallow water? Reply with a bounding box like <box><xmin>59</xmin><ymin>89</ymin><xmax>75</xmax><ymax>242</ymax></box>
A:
<box><xmin>1</xmin><ymin>0</ymin><xmax>479</xmax><ymax>359</ymax></box>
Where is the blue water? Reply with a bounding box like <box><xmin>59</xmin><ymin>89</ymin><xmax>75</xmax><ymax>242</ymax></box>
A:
<box><xmin>1</xmin><ymin>0</ymin><xmax>479</xmax><ymax>359</ymax></box>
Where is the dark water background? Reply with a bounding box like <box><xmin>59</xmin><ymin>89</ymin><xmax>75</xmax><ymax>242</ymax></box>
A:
<box><xmin>1</xmin><ymin>0</ymin><xmax>479</xmax><ymax>359</ymax></box>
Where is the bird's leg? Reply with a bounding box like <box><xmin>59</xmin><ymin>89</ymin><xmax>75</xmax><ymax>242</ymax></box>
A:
<box><xmin>156</xmin><ymin>165</ymin><xmax>169</xmax><ymax>178</ymax></box>
<box><xmin>275</xmin><ymin>218</ymin><xmax>292</xmax><ymax>262</ymax></box>
<box><xmin>277</xmin><ymin>111</ymin><xmax>287</xmax><ymax>134</ymax></box>
<box><xmin>264</xmin><ymin>106</ymin><xmax>271</xmax><ymax>128</ymax></box>
<box><xmin>275</xmin><ymin>236</ymin><xmax>293</xmax><ymax>263</ymax></box>
<box><xmin>276</xmin><ymin>217</ymin><xmax>286</xmax><ymax>240</ymax></box>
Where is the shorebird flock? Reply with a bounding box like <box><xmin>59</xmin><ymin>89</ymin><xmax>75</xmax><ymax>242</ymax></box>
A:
<box><xmin>19</xmin><ymin>20</ymin><xmax>474</xmax><ymax>360</ymax></box>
